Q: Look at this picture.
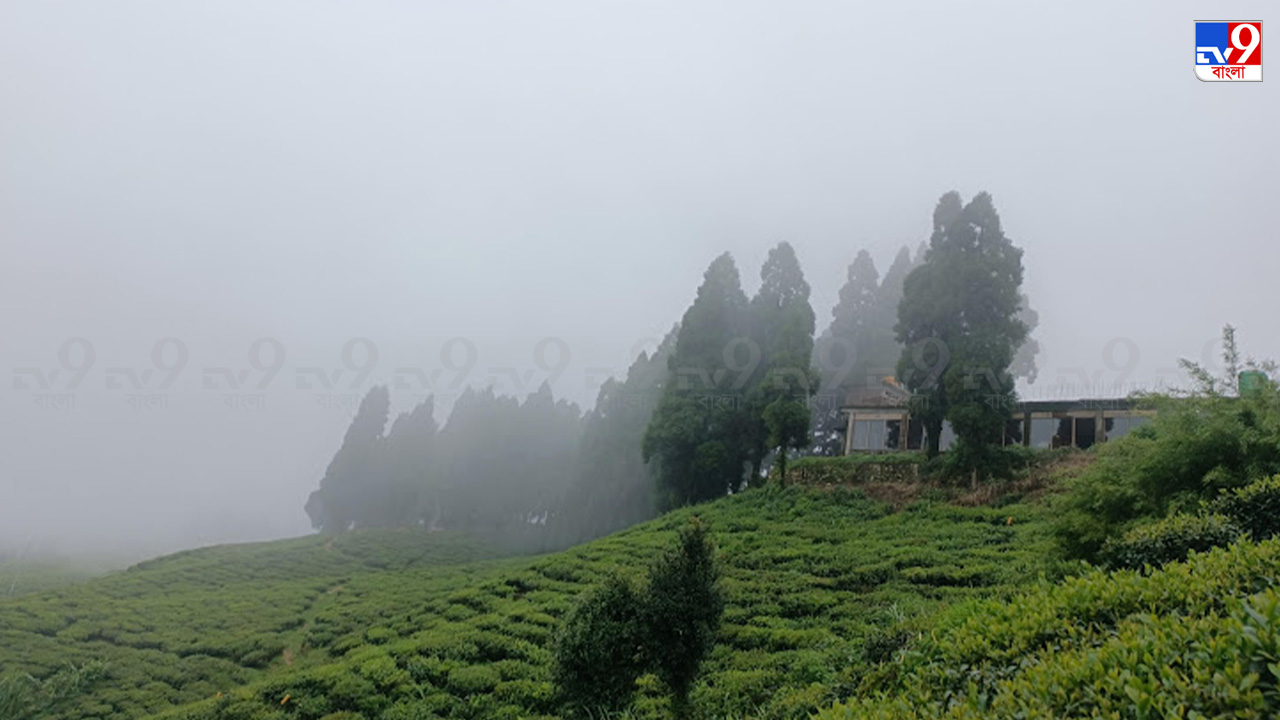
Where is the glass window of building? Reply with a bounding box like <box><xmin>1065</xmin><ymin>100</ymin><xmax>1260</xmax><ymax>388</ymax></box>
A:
<box><xmin>1030</xmin><ymin>418</ymin><xmax>1055</xmax><ymax>448</ymax></box>
<box><xmin>1105</xmin><ymin>415</ymin><xmax>1151</xmax><ymax>440</ymax></box>
<box><xmin>852</xmin><ymin>419</ymin><xmax>887</xmax><ymax>451</ymax></box>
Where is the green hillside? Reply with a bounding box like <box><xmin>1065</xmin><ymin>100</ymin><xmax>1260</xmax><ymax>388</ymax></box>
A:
<box><xmin>0</xmin><ymin>530</ymin><xmax>503</xmax><ymax>720</ymax></box>
<box><xmin>1</xmin><ymin>484</ymin><xmax>1057</xmax><ymax>720</ymax></box>
<box><xmin>821</xmin><ymin>536</ymin><xmax>1280</xmax><ymax>719</ymax></box>
<box><xmin>8</xmin><ymin>364</ymin><xmax>1280</xmax><ymax>720</ymax></box>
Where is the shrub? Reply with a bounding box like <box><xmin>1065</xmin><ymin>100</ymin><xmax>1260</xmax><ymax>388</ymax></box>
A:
<box><xmin>447</xmin><ymin>665</ymin><xmax>500</xmax><ymax>695</ymax></box>
<box><xmin>862</xmin><ymin>629</ymin><xmax>910</xmax><ymax>665</ymax></box>
<box><xmin>1054</xmin><ymin>395</ymin><xmax>1280</xmax><ymax>560</ymax></box>
<box><xmin>642</xmin><ymin>517</ymin><xmax>724</xmax><ymax>718</ymax></box>
<box><xmin>328</xmin><ymin>673</ymin><xmax>379</xmax><ymax>713</ymax></box>
<box><xmin>823</xmin><ymin>538</ymin><xmax>1280</xmax><ymax>720</ymax></box>
<box><xmin>551</xmin><ymin>517</ymin><xmax>725</xmax><ymax>719</ymax></box>
<box><xmin>691</xmin><ymin>668</ymin><xmax>776</xmax><ymax>716</ymax></box>
<box><xmin>1101</xmin><ymin>512</ymin><xmax>1241</xmax><ymax>570</ymax></box>
<box><xmin>0</xmin><ymin>661</ymin><xmax>108</xmax><ymax>720</ymax></box>
<box><xmin>358</xmin><ymin>654</ymin><xmax>410</xmax><ymax>691</ymax></box>
<box><xmin>1053</xmin><ymin>332</ymin><xmax>1280</xmax><ymax>561</ymax></box>
<box><xmin>784</xmin><ymin>453</ymin><xmax>925</xmax><ymax>486</ymax></box>
<box><xmin>550</xmin><ymin>573</ymin><xmax>646</xmax><ymax>715</ymax></box>
<box><xmin>0</xmin><ymin>674</ymin><xmax>39</xmax><ymax>720</ymax></box>
<box><xmin>1213</xmin><ymin>474</ymin><xmax>1280</xmax><ymax>540</ymax></box>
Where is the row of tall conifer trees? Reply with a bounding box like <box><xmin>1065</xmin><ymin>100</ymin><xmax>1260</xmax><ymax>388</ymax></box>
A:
<box><xmin>305</xmin><ymin>191</ymin><xmax>1040</xmax><ymax>544</ymax></box>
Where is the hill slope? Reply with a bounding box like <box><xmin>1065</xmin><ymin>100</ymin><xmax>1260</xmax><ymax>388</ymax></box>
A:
<box><xmin>820</xmin><ymin>536</ymin><xmax>1280</xmax><ymax>719</ymax></box>
<box><xmin>0</xmin><ymin>530</ymin><xmax>501</xmax><ymax>719</ymax></box>
<box><xmin>1</xmin><ymin>485</ymin><xmax>1057</xmax><ymax>720</ymax></box>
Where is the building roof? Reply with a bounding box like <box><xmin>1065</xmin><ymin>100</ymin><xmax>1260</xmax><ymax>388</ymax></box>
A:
<box><xmin>840</xmin><ymin>391</ymin><xmax>1144</xmax><ymax>413</ymax></box>
<box><xmin>842</xmin><ymin>380</ymin><xmax>912</xmax><ymax>409</ymax></box>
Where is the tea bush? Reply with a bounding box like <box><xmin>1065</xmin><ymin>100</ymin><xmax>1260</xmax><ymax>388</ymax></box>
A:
<box><xmin>0</xmin><ymin>483</ymin><xmax>1061</xmax><ymax>720</ymax></box>
<box><xmin>821</xmin><ymin>537</ymin><xmax>1280</xmax><ymax>719</ymax></box>
<box><xmin>1100</xmin><ymin>512</ymin><xmax>1241</xmax><ymax>570</ymax></box>
<box><xmin>1213</xmin><ymin>474</ymin><xmax>1280</xmax><ymax>541</ymax></box>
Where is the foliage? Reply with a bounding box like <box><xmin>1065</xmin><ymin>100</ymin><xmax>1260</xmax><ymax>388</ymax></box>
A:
<box><xmin>1009</xmin><ymin>293</ymin><xmax>1040</xmax><ymax>384</ymax></box>
<box><xmin>0</xmin><ymin>529</ymin><xmax>496</xmax><ymax>720</ymax></box>
<box><xmin>820</xmin><ymin>537</ymin><xmax>1280</xmax><ymax>719</ymax></box>
<box><xmin>764</xmin><ymin>398</ymin><xmax>813</xmax><ymax>486</ymax></box>
<box><xmin>640</xmin><ymin>246</ymin><xmax>823</xmax><ymax>501</ymax></box>
<box><xmin>552</xmin><ymin>574</ymin><xmax>647</xmax><ymax>715</ymax></box>
<box><xmin>641</xmin><ymin>517</ymin><xmax>723</xmax><ymax>716</ymax></box>
<box><xmin>791</xmin><ymin>452</ymin><xmax>927</xmax><ymax>470</ymax></box>
<box><xmin>1</xmin><ymin>483</ymin><xmax>1058</xmax><ymax>720</ymax></box>
<box><xmin>304</xmin><ymin>382</ymin><xmax>584</xmax><ymax>549</ymax></box>
<box><xmin>643</xmin><ymin>253</ymin><xmax>755</xmax><ymax>506</ymax></box>
<box><xmin>553</xmin><ymin>518</ymin><xmax>724</xmax><ymax>718</ymax></box>
<box><xmin>432</xmin><ymin>384</ymin><xmax>582</xmax><ymax>546</ymax></box>
<box><xmin>0</xmin><ymin>661</ymin><xmax>108</xmax><ymax>720</ymax></box>
<box><xmin>782</xmin><ymin>453</ymin><xmax>925</xmax><ymax>486</ymax></box>
<box><xmin>556</xmin><ymin>329</ymin><xmax>676</xmax><ymax>545</ymax></box>
<box><xmin>1213</xmin><ymin>474</ymin><xmax>1280</xmax><ymax>541</ymax></box>
<box><xmin>809</xmin><ymin>247</ymin><xmax>918</xmax><ymax>456</ymax></box>
<box><xmin>1100</xmin><ymin>512</ymin><xmax>1241</xmax><ymax>570</ymax></box>
<box><xmin>1177</xmin><ymin>324</ymin><xmax>1278</xmax><ymax>397</ymax></box>
<box><xmin>896</xmin><ymin>191</ymin><xmax>1028</xmax><ymax>471</ymax></box>
<box><xmin>1053</xmin><ymin>327</ymin><xmax>1280</xmax><ymax>561</ymax></box>
<box><xmin>372</xmin><ymin>396</ymin><xmax>440</xmax><ymax>529</ymax></box>
<box><xmin>305</xmin><ymin>386</ymin><xmax>391</xmax><ymax>532</ymax></box>
<box><xmin>748</xmin><ymin>242</ymin><xmax>818</xmax><ymax>486</ymax></box>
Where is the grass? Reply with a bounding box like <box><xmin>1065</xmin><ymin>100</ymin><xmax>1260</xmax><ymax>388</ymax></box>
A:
<box><xmin>0</xmin><ymin>483</ymin><xmax>1059</xmax><ymax>720</ymax></box>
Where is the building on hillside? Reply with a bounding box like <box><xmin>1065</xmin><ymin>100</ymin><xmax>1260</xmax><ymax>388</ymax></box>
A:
<box><xmin>839</xmin><ymin>380</ymin><xmax>1154</xmax><ymax>454</ymax></box>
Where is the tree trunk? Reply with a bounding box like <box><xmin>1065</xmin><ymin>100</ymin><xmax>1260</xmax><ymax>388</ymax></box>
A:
<box><xmin>925</xmin><ymin>418</ymin><xmax>943</xmax><ymax>458</ymax></box>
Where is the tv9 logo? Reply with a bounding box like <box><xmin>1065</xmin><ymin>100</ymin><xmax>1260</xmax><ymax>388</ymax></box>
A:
<box><xmin>1195</xmin><ymin>21</ymin><xmax>1262</xmax><ymax>81</ymax></box>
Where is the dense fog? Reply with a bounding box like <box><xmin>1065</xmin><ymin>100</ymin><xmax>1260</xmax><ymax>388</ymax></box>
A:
<box><xmin>2</xmin><ymin>0</ymin><xmax>1277</xmax><ymax>562</ymax></box>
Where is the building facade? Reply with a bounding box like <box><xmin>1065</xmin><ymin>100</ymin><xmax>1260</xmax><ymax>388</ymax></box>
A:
<box><xmin>840</xmin><ymin>382</ymin><xmax>1154</xmax><ymax>454</ymax></box>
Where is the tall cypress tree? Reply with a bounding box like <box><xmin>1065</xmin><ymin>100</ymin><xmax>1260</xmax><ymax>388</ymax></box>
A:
<box><xmin>304</xmin><ymin>385</ymin><xmax>390</xmax><ymax>533</ymax></box>
<box><xmin>811</xmin><ymin>251</ymin><xmax>880</xmax><ymax>454</ymax></box>
<box><xmin>897</xmin><ymin>191</ymin><xmax>1027</xmax><ymax>471</ymax></box>
<box><xmin>875</xmin><ymin>247</ymin><xmax>913</xmax><ymax>319</ymax></box>
<box><xmin>515</xmin><ymin>382</ymin><xmax>583</xmax><ymax>538</ymax></box>
<box><xmin>829</xmin><ymin>250</ymin><xmax>882</xmax><ymax>380</ymax></box>
<box><xmin>811</xmin><ymin>245</ymin><xmax>918</xmax><ymax>455</ymax></box>
<box><xmin>643</xmin><ymin>253</ymin><xmax>751</xmax><ymax>507</ymax></box>
<box><xmin>896</xmin><ymin>193</ymin><xmax>963</xmax><ymax>457</ymax></box>
<box><xmin>373</xmin><ymin>395</ymin><xmax>437</xmax><ymax>528</ymax></box>
<box><xmin>1010</xmin><ymin>292</ymin><xmax>1042</xmax><ymax>384</ymax></box>
<box><xmin>561</xmin><ymin>328</ymin><xmax>675</xmax><ymax>544</ymax></box>
<box><xmin>747</xmin><ymin>242</ymin><xmax>817</xmax><ymax>483</ymax></box>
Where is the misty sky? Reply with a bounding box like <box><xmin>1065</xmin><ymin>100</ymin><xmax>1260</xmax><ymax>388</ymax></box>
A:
<box><xmin>2</xmin><ymin>1</ymin><xmax>1277</xmax><ymax>561</ymax></box>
